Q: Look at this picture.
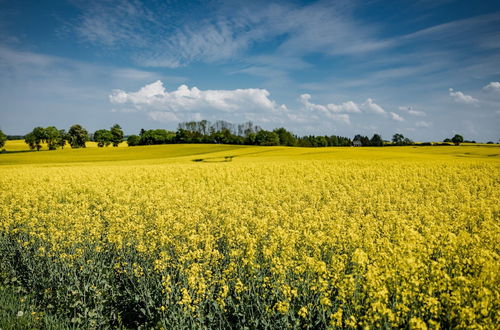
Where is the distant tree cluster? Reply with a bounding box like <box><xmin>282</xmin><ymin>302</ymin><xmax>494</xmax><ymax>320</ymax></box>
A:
<box><xmin>93</xmin><ymin>124</ymin><xmax>124</xmax><ymax>147</ymax></box>
<box><xmin>128</xmin><ymin>121</ymin><xmax>267</xmax><ymax>146</ymax></box>
<box><xmin>22</xmin><ymin>124</ymin><xmax>124</xmax><ymax>151</ymax></box>
<box><xmin>127</xmin><ymin>120</ymin><xmax>353</xmax><ymax>148</ymax></box>
<box><xmin>391</xmin><ymin>133</ymin><xmax>414</xmax><ymax>146</ymax></box>
<box><xmin>295</xmin><ymin>135</ymin><xmax>352</xmax><ymax>147</ymax></box>
<box><xmin>443</xmin><ymin>134</ymin><xmax>477</xmax><ymax>145</ymax></box>
<box><xmin>351</xmin><ymin>134</ymin><xmax>385</xmax><ymax>147</ymax></box>
<box><xmin>25</xmin><ymin>126</ymin><xmax>68</xmax><ymax>151</ymax></box>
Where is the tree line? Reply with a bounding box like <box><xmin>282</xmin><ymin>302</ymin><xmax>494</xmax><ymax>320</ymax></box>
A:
<box><xmin>0</xmin><ymin>121</ymin><xmax>493</xmax><ymax>152</ymax></box>
<box><xmin>126</xmin><ymin>120</ymin><xmax>354</xmax><ymax>147</ymax></box>
<box><xmin>3</xmin><ymin>124</ymin><xmax>122</xmax><ymax>151</ymax></box>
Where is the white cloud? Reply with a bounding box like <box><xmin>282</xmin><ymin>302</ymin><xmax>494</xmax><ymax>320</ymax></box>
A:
<box><xmin>483</xmin><ymin>81</ymin><xmax>500</xmax><ymax>92</ymax></box>
<box><xmin>296</xmin><ymin>94</ymin><xmax>392</xmax><ymax>125</ymax></box>
<box><xmin>299</xmin><ymin>94</ymin><xmax>361</xmax><ymax>114</ymax></box>
<box><xmin>363</xmin><ymin>98</ymin><xmax>387</xmax><ymax>115</ymax></box>
<box><xmin>449</xmin><ymin>88</ymin><xmax>479</xmax><ymax>104</ymax></box>
<box><xmin>398</xmin><ymin>106</ymin><xmax>426</xmax><ymax>116</ymax></box>
<box><xmin>109</xmin><ymin>80</ymin><xmax>285</xmax><ymax>122</ymax></box>
<box><xmin>390</xmin><ymin>112</ymin><xmax>404</xmax><ymax>121</ymax></box>
<box><xmin>329</xmin><ymin>101</ymin><xmax>362</xmax><ymax>113</ymax></box>
<box><xmin>415</xmin><ymin>121</ymin><xmax>432</xmax><ymax>128</ymax></box>
<box><xmin>299</xmin><ymin>94</ymin><xmax>359</xmax><ymax>124</ymax></box>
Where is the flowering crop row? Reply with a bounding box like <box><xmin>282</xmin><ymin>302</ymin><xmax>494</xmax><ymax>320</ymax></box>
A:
<box><xmin>0</xmin><ymin>148</ymin><xmax>499</xmax><ymax>328</ymax></box>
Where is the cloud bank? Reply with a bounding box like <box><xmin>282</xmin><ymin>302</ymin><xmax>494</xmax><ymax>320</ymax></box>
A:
<box><xmin>109</xmin><ymin>80</ymin><xmax>286</xmax><ymax>122</ymax></box>
<box><xmin>110</xmin><ymin>81</ymin><xmax>395</xmax><ymax>127</ymax></box>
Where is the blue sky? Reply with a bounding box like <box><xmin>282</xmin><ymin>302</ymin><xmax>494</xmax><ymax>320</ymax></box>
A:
<box><xmin>1</xmin><ymin>0</ymin><xmax>499</xmax><ymax>141</ymax></box>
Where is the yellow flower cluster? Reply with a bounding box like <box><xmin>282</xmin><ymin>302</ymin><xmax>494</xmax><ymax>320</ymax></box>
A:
<box><xmin>0</xmin><ymin>145</ymin><xmax>498</xmax><ymax>328</ymax></box>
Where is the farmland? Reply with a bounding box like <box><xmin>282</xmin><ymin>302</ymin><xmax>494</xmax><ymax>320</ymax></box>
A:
<box><xmin>0</xmin><ymin>141</ymin><xmax>499</xmax><ymax>328</ymax></box>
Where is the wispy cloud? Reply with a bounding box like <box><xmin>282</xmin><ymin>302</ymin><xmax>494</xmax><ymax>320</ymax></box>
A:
<box><xmin>398</xmin><ymin>12</ymin><xmax>500</xmax><ymax>50</ymax></box>
<box><xmin>390</xmin><ymin>112</ymin><xmax>404</xmax><ymax>121</ymax></box>
<box><xmin>70</xmin><ymin>0</ymin><xmax>391</xmax><ymax>68</ymax></box>
<box><xmin>415</xmin><ymin>120</ymin><xmax>432</xmax><ymax>128</ymax></box>
<box><xmin>398</xmin><ymin>106</ymin><xmax>426</xmax><ymax>116</ymax></box>
<box><xmin>72</xmin><ymin>0</ymin><xmax>160</xmax><ymax>47</ymax></box>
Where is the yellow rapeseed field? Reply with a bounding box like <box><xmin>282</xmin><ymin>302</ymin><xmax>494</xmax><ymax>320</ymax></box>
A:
<box><xmin>0</xmin><ymin>141</ymin><xmax>499</xmax><ymax>328</ymax></box>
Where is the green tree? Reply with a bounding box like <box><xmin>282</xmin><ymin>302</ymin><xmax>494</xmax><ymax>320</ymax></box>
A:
<box><xmin>353</xmin><ymin>134</ymin><xmax>370</xmax><ymax>146</ymax></box>
<box><xmin>0</xmin><ymin>129</ymin><xmax>6</xmax><ymax>149</ymax></box>
<box><xmin>142</xmin><ymin>129</ymin><xmax>175</xmax><ymax>145</ymax></box>
<box><xmin>403</xmin><ymin>137</ymin><xmax>414</xmax><ymax>145</ymax></box>
<box><xmin>451</xmin><ymin>134</ymin><xmax>464</xmax><ymax>146</ymax></box>
<box><xmin>255</xmin><ymin>130</ymin><xmax>280</xmax><ymax>146</ymax></box>
<box><xmin>392</xmin><ymin>133</ymin><xmax>405</xmax><ymax>146</ymax></box>
<box><xmin>244</xmin><ymin>132</ymin><xmax>257</xmax><ymax>145</ymax></box>
<box><xmin>67</xmin><ymin>125</ymin><xmax>88</xmax><ymax>148</ymax></box>
<box><xmin>44</xmin><ymin>126</ymin><xmax>61</xmax><ymax>150</ymax></box>
<box><xmin>315</xmin><ymin>136</ymin><xmax>328</xmax><ymax>147</ymax></box>
<box><xmin>25</xmin><ymin>127</ymin><xmax>46</xmax><ymax>151</ymax></box>
<box><xmin>273</xmin><ymin>128</ymin><xmax>296</xmax><ymax>146</ymax></box>
<box><xmin>127</xmin><ymin>135</ymin><xmax>141</xmax><ymax>146</ymax></box>
<box><xmin>58</xmin><ymin>129</ymin><xmax>67</xmax><ymax>149</ymax></box>
<box><xmin>370</xmin><ymin>134</ymin><xmax>383</xmax><ymax>146</ymax></box>
<box><xmin>329</xmin><ymin>135</ymin><xmax>339</xmax><ymax>146</ymax></box>
<box><xmin>110</xmin><ymin>124</ymin><xmax>124</xmax><ymax>147</ymax></box>
<box><xmin>94</xmin><ymin>129</ymin><xmax>113</xmax><ymax>147</ymax></box>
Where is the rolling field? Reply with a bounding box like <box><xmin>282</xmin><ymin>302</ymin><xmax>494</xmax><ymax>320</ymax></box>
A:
<box><xmin>1</xmin><ymin>141</ymin><xmax>499</xmax><ymax>328</ymax></box>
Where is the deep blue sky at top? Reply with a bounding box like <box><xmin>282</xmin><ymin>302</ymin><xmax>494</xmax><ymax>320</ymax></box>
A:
<box><xmin>1</xmin><ymin>0</ymin><xmax>499</xmax><ymax>141</ymax></box>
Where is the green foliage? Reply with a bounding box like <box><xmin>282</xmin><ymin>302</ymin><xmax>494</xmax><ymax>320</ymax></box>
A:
<box><xmin>141</xmin><ymin>129</ymin><xmax>176</xmax><ymax>145</ymax></box>
<box><xmin>129</xmin><ymin>120</ymin><xmax>353</xmax><ymax>148</ymax></box>
<box><xmin>451</xmin><ymin>134</ymin><xmax>464</xmax><ymax>146</ymax></box>
<box><xmin>23</xmin><ymin>126</ymin><xmax>65</xmax><ymax>151</ymax></box>
<box><xmin>392</xmin><ymin>134</ymin><xmax>413</xmax><ymax>146</ymax></box>
<box><xmin>44</xmin><ymin>126</ymin><xmax>62</xmax><ymax>150</ymax></box>
<box><xmin>295</xmin><ymin>135</ymin><xmax>351</xmax><ymax>147</ymax></box>
<box><xmin>403</xmin><ymin>137</ymin><xmax>414</xmax><ymax>145</ymax></box>
<box><xmin>392</xmin><ymin>133</ymin><xmax>405</xmax><ymax>146</ymax></box>
<box><xmin>127</xmin><ymin>135</ymin><xmax>141</xmax><ymax>146</ymax></box>
<box><xmin>68</xmin><ymin>125</ymin><xmax>88</xmax><ymax>148</ymax></box>
<box><xmin>0</xmin><ymin>285</ymin><xmax>71</xmax><ymax>328</ymax></box>
<box><xmin>58</xmin><ymin>129</ymin><xmax>67</xmax><ymax>149</ymax></box>
<box><xmin>273</xmin><ymin>128</ymin><xmax>296</xmax><ymax>146</ymax></box>
<box><xmin>94</xmin><ymin>129</ymin><xmax>113</xmax><ymax>147</ymax></box>
<box><xmin>255</xmin><ymin>130</ymin><xmax>280</xmax><ymax>146</ymax></box>
<box><xmin>0</xmin><ymin>129</ymin><xmax>6</xmax><ymax>149</ymax></box>
<box><xmin>110</xmin><ymin>124</ymin><xmax>124</xmax><ymax>147</ymax></box>
<box><xmin>370</xmin><ymin>134</ymin><xmax>383</xmax><ymax>146</ymax></box>
<box><xmin>24</xmin><ymin>127</ymin><xmax>45</xmax><ymax>151</ymax></box>
<box><xmin>354</xmin><ymin>134</ymin><xmax>370</xmax><ymax>146</ymax></box>
<box><xmin>244</xmin><ymin>132</ymin><xmax>257</xmax><ymax>145</ymax></box>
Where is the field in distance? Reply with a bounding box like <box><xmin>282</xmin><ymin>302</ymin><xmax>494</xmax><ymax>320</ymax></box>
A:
<box><xmin>0</xmin><ymin>141</ymin><xmax>498</xmax><ymax>328</ymax></box>
<box><xmin>1</xmin><ymin>139</ymin><xmax>499</xmax><ymax>166</ymax></box>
